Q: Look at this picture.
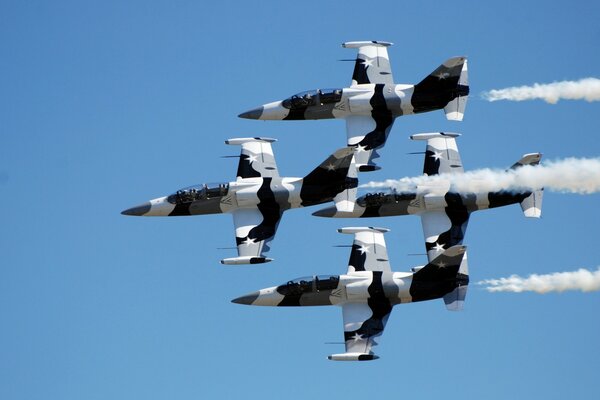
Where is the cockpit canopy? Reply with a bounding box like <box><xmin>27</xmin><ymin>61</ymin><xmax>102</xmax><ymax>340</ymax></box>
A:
<box><xmin>276</xmin><ymin>275</ymin><xmax>340</xmax><ymax>296</ymax></box>
<box><xmin>356</xmin><ymin>190</ymin><xmax>417</xmax><ymax>207</ymax></box>
<box><xmin>167</xmin><ymin>182</ymin><xmax>229</xmax><ymax>204</ymax></box>
<box><xmin>282</xmin><ymin>89</ymin><xmax>343</xmax><ymax>109</ymax></box>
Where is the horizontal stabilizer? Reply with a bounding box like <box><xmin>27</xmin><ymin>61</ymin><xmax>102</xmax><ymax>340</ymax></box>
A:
<box><xmin>520</xmin><ymin>189</ymin><xmax>543</xmax><ymax>218</ymax></box>
<box><xmin>510</xmin><ymin>153</ymin><xmax>542</xmax><ymax>169</ymax></box>
<box><xmin>443</xmin><ymin>249</ymin><xmax>469</xmax><ymax>310</ymax></box>
<box><xmin>443</xmin><ymin>285</ymin><xmax>468</xmax><ymax>311</ymax></box>
<box><xmin>444</xmin><ymin>96</ymin><xmax>467</xmax><ymax>121</ymax></box>
<box><xmin>220</xmin><ymin>256</ymin><xmax>273</xmax><ymax>265</ymax></box>
<box><xmin>510</xmin><ymin>152</ymin><xmax>543</xmax><ymax>218</ymax></box>
<box><xmin>334</xmin><ymin>189</ymin><xmax>357</xmax><ymax>213</ymax></box>
<box><xmin>328</xmin><ymin>352</ymin><xmax>379</xmax><ymax>361</ymax></box>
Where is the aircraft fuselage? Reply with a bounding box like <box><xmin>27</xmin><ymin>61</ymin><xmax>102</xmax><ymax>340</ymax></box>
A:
<box><xmin>122</xmin><ymin>175</ymin><xmax>358</xmax><ymax>217</ymax></box>
<box><xmin>240</xmin><ymin>82</ymin><xmax>469</xmax><ymax>122</ymax></box>
<box><xmin>314</xmin><ymin>189</ymin><xmax>532</xmax><ymax>218</ymax></box>
<box><xmin>233</xmin><ymin>269</ymin><xmax>468</xmax><ymax>307</ymax></box>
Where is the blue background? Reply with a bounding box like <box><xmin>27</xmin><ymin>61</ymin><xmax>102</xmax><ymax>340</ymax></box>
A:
<box><xmin>1</xmin><ymin>1</ymin><xmax>598</xmax><ymax>398</ymax></box>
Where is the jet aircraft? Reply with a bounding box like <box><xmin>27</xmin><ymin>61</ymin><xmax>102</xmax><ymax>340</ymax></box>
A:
<box><xmin>314</xmin><ymin>132</ymin><xmax>543</xmax><ymax>263</ymax></box>
<box><xmin>122</xmin><ymin>138</ymin><xmax>358</xmax><ymax>265</ymax></box>
<box><xmin>232</xmin><ymin>227</ymin><xmax>468</xmax><ymax>361</ymax></box>
<box><xmin>239</xmin><ymin>41</ymin><xmax>469</xmax><ymax>172</ymax></box>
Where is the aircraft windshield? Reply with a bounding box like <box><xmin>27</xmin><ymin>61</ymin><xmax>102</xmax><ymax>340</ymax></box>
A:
<box><xmin>167</xmin><ymin>182</ymin><xmax>229</xmax><ymax>204</ymax></box>
<box><xmin>315</xmin><ymin>275</ymin><xmax>340</xmax><ymax>291</ymax></box>
<box><xmin>282</xmin><ymin>89</ymin><xmax>342</xmax><ymax>109</ymax></box>
<box><xmin>276</xmin><ymin>275</ymin><xmax>340</xmax><ymax>295</ymax></box>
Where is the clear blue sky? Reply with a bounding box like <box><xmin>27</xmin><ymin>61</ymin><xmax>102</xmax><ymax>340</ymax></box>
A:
<box><xmin>1</xmin><ymin>1</ymin><xmax>599</xmax><ymax>399</ymax></box>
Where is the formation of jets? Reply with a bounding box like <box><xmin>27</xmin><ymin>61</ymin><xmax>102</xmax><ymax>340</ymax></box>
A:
<box><xmin>123</xmin><ymin>41</ymin><xmax>541</xmax><ymax>361</ymax></box>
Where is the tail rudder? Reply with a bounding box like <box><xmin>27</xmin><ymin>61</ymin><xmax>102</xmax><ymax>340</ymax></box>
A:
<box><xmin>443</xmin><ymin>59</ymin><xmax>469</xmax><ymax>121</ymax></box>
<box><xmin>510</xmin><ymin>153</ymin><xmax>544</xmax><ymax>218</ymax></box>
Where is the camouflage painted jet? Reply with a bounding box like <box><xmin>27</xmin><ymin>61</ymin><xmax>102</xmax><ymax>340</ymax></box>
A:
<box><xmin>122</xmin><ymin>138</ymin><xmax>358</xmax><ymax>265</ymax></box>
<box><xmin>232</xmin><ymin>227</ymin><xmax>468</xmax><ymax>361</ymax></box>
<box><xmin>314</xmin><ymin>132</ymin><xmax>543</xmax><ymax>264</ymax></box>
<box><xmin>239</xmin><ymin>41</ymin><xmax>469</xmax><ymax>172</ymax></box>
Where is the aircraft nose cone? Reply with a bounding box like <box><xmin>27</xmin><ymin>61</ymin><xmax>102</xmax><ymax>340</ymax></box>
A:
<box><xmin>231</xmin><ymin>291</ymin><xmax>260</xmax><ymax>305</ymax></box>
<box><xmin>238</xmin><ymin>107</ymin><xmax>264</xmax><ymax>119</ymax></box>
<box><xmin>312</xmin><ymin>207</ymin><xmax>337</xmax><ymax>218</ymax></box>
<box><xmin>121</xmin><ymin>202</ymin><xmax>152</xmax><ymax>216</ymax></box>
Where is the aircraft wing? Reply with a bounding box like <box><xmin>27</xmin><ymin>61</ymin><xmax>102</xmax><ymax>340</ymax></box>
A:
<box><xmin>225</xmin><ymin>137</ymin><xmax>280</xmax><ymax>180</ymax></box>
<box><xmin>410</xmin><ymin>133</ymin><xmax>469</xmax><ymax>261</ymax></box>
<box><xmin>346</xmin><ymin>115</ymin><xmax>395</xmax><ymax>172</ymax></box>
<box><xmin>410</xmin><ymin>132</ymin><xmax>464</xmax><ymax>175</ymax></box>
<box><xmin>328</xmin><ymin>301</ymin><xmax>392</xmax><ymax>361</ymax></box>
<box><xmin>342</xmin><ymin>41</ymin><xmax>394</xmax><ymax>86</ymax></box>
<box><xmin>338</xmin><ymin>227</ymin><xmax>391</xmax><ymax>273</ymax></box>
<box><xmin>220</xmin><ymin>207</ymin><xmax>282</xmax><ymax>265</ymax></box>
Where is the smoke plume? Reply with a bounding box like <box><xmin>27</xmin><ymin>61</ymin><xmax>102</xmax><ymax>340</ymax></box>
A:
<box><xmin>360</xmin><ymin>158</ymin><xmax>600</xmax><ymax>195</ymax></box>
<box><xmin>478</xmin><ymin>268</ymin><xmax>600</xmax><ymax>293</ymax></box>
<box><xmin>482</xmin><ymin>78</ymin><xmax>600</xmax><ymax>104</ymax></box>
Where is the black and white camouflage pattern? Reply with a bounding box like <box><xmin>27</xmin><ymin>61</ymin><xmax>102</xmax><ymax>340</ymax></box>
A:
<box><xmin>232</xmin><ymin>227</ymin><xmax>468</xmax><ymax>361</ymax></box>
<box><xmin>239</xmin><ymin>41</ymin><xmax>469</xmax><ymax>171</ymax></box>
<box><xmin>122</xmin><ymin>138</ymin><xmax>358</xmax><ymax>264</ymax></box>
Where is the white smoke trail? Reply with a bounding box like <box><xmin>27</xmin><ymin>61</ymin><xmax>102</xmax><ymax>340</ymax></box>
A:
<box><xmin>478</xmin><ymin>268</ymin><xmax>600</xmax><ymax>293</ymax></box>
<box><xmin>360</xmin><ymin>158</ymin><xmax>600</xmax><ymax>195</ymax></box>
<box><xmin>482</xmin><ymin>78</ymin><xmax>600</xmax><ymax>104</ymax></box>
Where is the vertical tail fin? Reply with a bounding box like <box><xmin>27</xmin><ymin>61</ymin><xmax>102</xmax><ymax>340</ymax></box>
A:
<box><xmin>412</xmin><ymin>57</ymin><xmax>469</xmax><ymax>120</ymax></box>
<box><xmin>301</xmin><ymin>147</ymin><xmax>358</xmax><ymax>206</ymax></box>
<box><xmin>410</xmin><ymin>245</ymin><xmax>469</xmax><ymax>307</ymax></box>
